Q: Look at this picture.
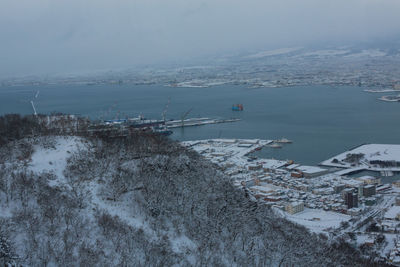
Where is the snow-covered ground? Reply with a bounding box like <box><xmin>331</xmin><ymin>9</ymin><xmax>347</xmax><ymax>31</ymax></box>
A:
<box><xmin>27</xmin><ymin>136</ymin><xmax>199</xmax><ymax>258</ymax></box>
<box><xmin>278</xmin><ymin>208</ymin><xmax>351</xmax><ymax>234</ymax></box>
<box><xmin>26</xmin><ymin>137</ymin><xmax>154</xmax><ymax>235</ymax></box>
<box><xmin>321</xmin><ymin>144</ymin><xmax>400</xmax><ymax>170</ymax></box>
<box><xmin>28</xmin><ymin>136</ymin><xmax>87</xmax><ymax>187</ymax></box>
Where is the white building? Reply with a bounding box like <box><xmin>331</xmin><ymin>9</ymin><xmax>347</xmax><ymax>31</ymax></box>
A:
<box><xmin>356</xmin><ymin>175</ymin><xmax>381</xmax><ymax>185</ymax></box>
<box><xmin>285</xmin><ymin>202</ymin><xmax>304</xmax><ymax>214</ymax></box>
<box><xmin>296</xmin><ymin>165</ymin><xmax>328</xmax><ymax>178</ymax></box>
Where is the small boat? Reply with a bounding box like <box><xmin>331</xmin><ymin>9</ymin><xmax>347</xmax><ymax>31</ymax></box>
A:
<box><xmin>275</xmin><ymin>138</ymin><xmax>292</xmax><ymax>143</ymax></box>
<box><xmin>269</xmin><ymin>143</ymin><xmax>282</xmax><ymax>148</ymax></box>
<box><xmin>232</xmin><ymin>104</ymin><xmax>244</xmax><ymax>111</ymax></box>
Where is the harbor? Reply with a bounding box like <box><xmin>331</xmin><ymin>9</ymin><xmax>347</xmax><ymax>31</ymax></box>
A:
<box><xmin>182</xmin><ymin>138</ymin><xmax>400</xmax><ymax>257</ymax></box>
<box><xmin>87</xmin><ymin>115</ymin><xmax>241</xmax><ymax>137</ymax></box>
<box><xmin>3</xmin><ymin>83</ymin><xmax>400</xmax><ymax>165</ymax></box>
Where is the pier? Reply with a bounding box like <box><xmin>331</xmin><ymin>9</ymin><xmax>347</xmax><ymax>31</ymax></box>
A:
<box><xmin>165</xmin><ymin>117</ymin><xmax>241</xmax><ymax>128</ymax></box>
<box><xmin>88</xmin><ymin>116</ymin><xmax>241</xmax><ymax>137</ymax></box>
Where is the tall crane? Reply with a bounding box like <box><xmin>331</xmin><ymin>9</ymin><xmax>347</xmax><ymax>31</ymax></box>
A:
<box><xmin>162</xmin><ymin>98</ymin><xmax>170</xmax><ymax>125</ymax></box>
<box><xmin>30</xmin><ymin>101</ymin><xmax>37</xmax><ymax>117</ymax></box>
<box><xmin>181</xmin><ymin>108</ymin><xmax>192</xmax><ymax>127</ymax></box>
<box><xmin>105</xmin><ymin>102</ymin><xmax>117</xmax><ymax>120</ymax></box>
<box><xmin>30</xmin><ymin>90</ymin><xmax>40</xmax><ymax>117</ymax></box>
<box><xmin>114</xmin><ymin>110</ymin><xmax>120</xmax><ymax>120</ymax></box>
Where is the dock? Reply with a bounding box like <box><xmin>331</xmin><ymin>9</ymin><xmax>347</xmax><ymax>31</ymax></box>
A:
<box><xmin>165</xmin><ymin>117</ymin><xmax>240</xmax><ymax>128</ymax></box>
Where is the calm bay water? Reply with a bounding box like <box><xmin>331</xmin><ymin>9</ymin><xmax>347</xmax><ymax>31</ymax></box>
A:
<box><xmin>1</xmin><ymin>84</ymin><xmax>399</xmax><ymax>165</ymax></box>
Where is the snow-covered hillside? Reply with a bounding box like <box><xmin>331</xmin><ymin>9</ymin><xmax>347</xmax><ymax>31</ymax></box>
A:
<box><xmin>0</xmin><ymin>121</ymin><xmax>389</xmax><ymax>266</ymax></box>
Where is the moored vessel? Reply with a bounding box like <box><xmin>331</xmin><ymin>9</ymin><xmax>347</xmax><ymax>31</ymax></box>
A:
<box><xmin>275</xmin><ymin>138</ymin><xmax>292</xmax><ymax>144</ymax></box>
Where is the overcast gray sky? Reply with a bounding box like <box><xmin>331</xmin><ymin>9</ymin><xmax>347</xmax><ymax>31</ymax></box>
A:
<box><xmin>0</xmin><ymin>0</ymin><xmax>399</xmax><ymax>77</ymax></box>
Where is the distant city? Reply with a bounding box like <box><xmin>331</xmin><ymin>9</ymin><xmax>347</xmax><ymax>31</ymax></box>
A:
<box><xmin>2</xmin><ymin>46</ymin><xmax>400</xmax><ymax>99</ymax></box>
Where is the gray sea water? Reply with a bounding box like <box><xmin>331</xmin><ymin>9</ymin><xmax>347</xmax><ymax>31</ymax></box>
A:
<box><xmin>1</xmin><ymin>84</ymin><xmax>399</xmax><ymax>165</ymax></box>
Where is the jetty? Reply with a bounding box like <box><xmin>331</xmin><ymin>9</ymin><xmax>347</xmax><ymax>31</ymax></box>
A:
<box><xmin>165</xmin><ymin>117</ymin><xmax>241</xmax><ymax>128</ymax></box>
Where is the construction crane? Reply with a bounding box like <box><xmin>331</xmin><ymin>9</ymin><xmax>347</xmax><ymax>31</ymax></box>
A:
<box><xmin>30</xmin><ymin>90</ymin><xmax>40</xmax><ymax>117</ymax></box>
<box><xmin>162</xmin><ymin>97</ymin><xmax>170</xmax><ymax>125</ymax></box>
<box><xmin>105</xmin><ymin>102</ymin><xmax>117</xmax><ymax>120</ymax></box>
<box><xmin>181</xmin><ymin>108</ymin><xmax>192</xmax><ymax>127</ymax></box>
<box><xmin>30</xmin><ymin>101</ymin><xmax>37</xmax><ymax>117</ymax></box>
<box><xmin>114</xmin><ymin>110</ymin><xmax>120</xmax><ymax>120</ymax></box>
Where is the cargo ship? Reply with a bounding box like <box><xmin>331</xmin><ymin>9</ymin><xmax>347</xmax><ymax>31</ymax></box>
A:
<box><xmin>152</xmin><ymin>125</ymin><xmax>173</xmax><ymax>136</ymax></box>
<box><xmin>104</xmin><ymin>115</ymin><xmax>164</xmax><ymax>128</ymax></box>
<box><xmin>127</xmin><ymin>116</ymin><xmax>164</xmax><ymax>129</ymax></box>
<box><xmin>232</xmin><ymin>104</ymin><xmax>244</xmax><ymax>111</ymax></box>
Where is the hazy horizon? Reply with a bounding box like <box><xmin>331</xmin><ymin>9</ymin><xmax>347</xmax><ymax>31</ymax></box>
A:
<box><xmin>1</xmin><ymin>0</ymin><xmax>400</xmax><ymax>78</ymax></box>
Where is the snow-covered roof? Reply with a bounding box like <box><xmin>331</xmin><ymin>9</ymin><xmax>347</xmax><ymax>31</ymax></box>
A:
<box><xmin>348</xmin><ymin>207</ymin><xmax>362</xmax><ymax>212</ymax></box>
<box><xmin>357</xmin><ymin>176</ymin><xmax>377</xmax><ymax>181</ymax></box>
<box><xmin>381</xmin><ymin>220</ymin><xmax>397</xmax><ymax>227</ymax></box>
<box><xmin>286</xmin><ymin>164</ymin><xmax>300</xmax><ymax>170</ymax></box>
<box><xmin>377</xmin><ymin>184</ymin><xmax>391</xmax><ymax>191</ymax></box>
<box><xmin>219</xmin><ymin>139</ymin><xmax>237</xmax><ymax>143</ymax></box>
<box><xmin>289</xmin><ymin>201</ymin><xmax>304</xmax><ymax>206</ymax></box>
<box><xmin>384</xmin><ymin>206</ymin><xmax>400</xmax><ymax>220</ymax></box>
<box><xmin>262</xmin><ymin>159</ymin><xmax>287</xmax><ymax>169</ymax></box>
<box><xmin>250</xmin><ymin>185</ymin><xmax>277</xmax><ymax>193</ymax></box>
<box><xmin>297</xmin><ymin>165</ymin><xmax>327</xmax><ymax>174</ymax></box>
<box><xmin>333</xmin><ymin>167</ymin><xmax>365</xmax><ymax>176</ymax></box>
<box><xmin>238</xmin><ymin>143</ymin><xmax>253</xmax><ymax>148</ymax></box>
<box><xmin>343</xmin><ymin>179</ymin><xmax>364</xmax><ymax>187</ymax></box>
